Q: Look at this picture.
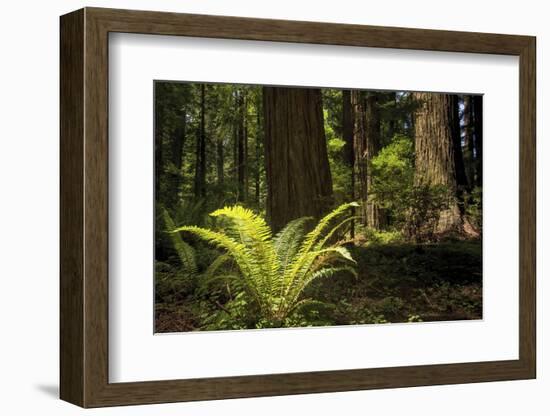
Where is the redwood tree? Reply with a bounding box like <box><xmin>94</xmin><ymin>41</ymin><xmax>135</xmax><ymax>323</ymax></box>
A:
<box><xmin>351</xmin><ymin>91</ymin><xmax>384</xmax><ymax>229</ymax></box>
<box><xmin>364</xmin><ymin>92</ymin><xmax>385</xmax><ymax>228</ymax></box>
<box><xmin>352</xmin><ymin>90</ymin><xmax>368</xmax><ymax>225</ymax></box>
<box><xmin>263</xmin><ymin>87</ymin><xmax>333</xmax><ymax>231</ymax></box>
<box><xmin>342</xmin><ymin>90</ymin><xmax>355</xmax><ymax>238</ymax></box>
<box><xmin>194</xmin><ymin>84</ymin><xmax>206</xmax><ymax>198</ymax></box>
<box><xmin>413</xmin><ymin>92</ymin><xmax>461</xmax><ymax>232</ymax></box>
<box><xmin>237</xmin><ymin>89</ymin><xmax>248</xmax><ymax>202</ymax></box>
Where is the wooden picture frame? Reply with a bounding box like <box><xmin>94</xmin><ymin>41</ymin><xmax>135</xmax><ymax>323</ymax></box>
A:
<box><xmin>60</xmin><ymin>7</ymin><xmax>536</xmax><ymax>408</ymax></box>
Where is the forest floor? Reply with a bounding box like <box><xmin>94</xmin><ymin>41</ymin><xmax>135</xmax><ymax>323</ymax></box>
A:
<box><xmin>155</xmin><ymin>238</ymin><xmax>482</xmax><ymax>332</ymax></box>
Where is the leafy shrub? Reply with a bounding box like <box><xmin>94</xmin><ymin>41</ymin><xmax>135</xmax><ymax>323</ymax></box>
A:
<box><xmin>370</xmin><ymin>135</ymin><xmax>414</xmax><ymax>218</ymax></box>
<box><xmin>463</xmin><ymin>186</ymin><xmax>482</xmax><ymax>231</ymax></box>
<box><xmin>402</xmin><ymin>184</ymin><xmax>450</xmax><ymax>242</ymax></box>
<box><xmin>370</xmin><ymin>136</ymin><xmax>451</xmax><ymax>242</ymax></box>
<box><xmin>172</xmin><ymin>203</ymin><xmax>358</xmax><ymax>328</ymax></box>
<box><xmin>363</xmin><ymin>228</ymin><xmax>404</xmax><ymax>245</ymax></box>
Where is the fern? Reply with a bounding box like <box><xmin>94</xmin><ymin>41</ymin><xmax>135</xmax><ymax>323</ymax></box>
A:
<box><xmin>172</xmin><ymin>203</ymin><xmax>358</xmax><ymax>326</ymax></box>
<box><xmin>161</xmin><ymin>207</ymin><xmax>197</xmax><ymax>274</ymax></box>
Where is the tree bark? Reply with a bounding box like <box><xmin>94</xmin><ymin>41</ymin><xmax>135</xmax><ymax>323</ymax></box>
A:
<box><xmin>263</xmin><ymin>87</ymin><xmax>333</xmax><ymax>232</ymax></box>
<box><xmin>342</xmin><ymin>90</ymin><xmax>355</xmax><ymax>238</ymax></box>
<box><xmin>413</xmin><ymin>92</ymin><xmax>461</xmax><ymax>233</ymax></box>
<box><xmin>237</xmin><ymin>90</ymin><xmax>247</xmax><ymax>202</ymax></box>
<box><xmin>255</xmin><ymin>96</ymin><xmax>262</xmax><ymax>206</ymax></box>
<box><xmin>364</xmin><ymin>92</ymin><xmax>385</xmax><ymax>229</ymax></box>
<box><xmin>167</xmin><ymin>110</ymin><xmax>186</xmax><ymax>207</ymax></box>
<box><xmin>154</xmin><ymin>98</ymin><xmax>164</xmax><ymax>202</ymax></box>
<box><xmin>216</xmin><ymin>133</ymin><xmax>224</xmax><ymax>188</ymax></box>
<box><xmin>352</xmin><ymin>91</ymin><xmax>368</xmax><ymax>226</ymax></box>
<box><xmin>451</xmin><ymin>95</ymin><xmax>468</xmax><ymax>195</ymax></box>
<box><xmin>194</xmin><ymin>84</ymin><xmax>206</xmax><ymax>198</ymax></box>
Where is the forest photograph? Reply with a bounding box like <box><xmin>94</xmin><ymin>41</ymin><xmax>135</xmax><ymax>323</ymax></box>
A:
<box><xmin>154</xmin><ymin>81</ymin><xmax>483</xmax><ymax>333</ymax></box>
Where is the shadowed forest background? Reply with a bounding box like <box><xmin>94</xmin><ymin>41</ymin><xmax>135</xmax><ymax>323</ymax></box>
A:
<box><xmin>154</xmin><ymin>82</ymin><xmax>483</xmax><ymax>332</ymax></box>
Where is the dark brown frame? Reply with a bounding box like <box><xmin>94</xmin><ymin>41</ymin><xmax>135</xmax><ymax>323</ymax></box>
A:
<box><xmin>60</xmin><ymin>7</ymin><xmax>536</xmax><ymax>408</ymax></box>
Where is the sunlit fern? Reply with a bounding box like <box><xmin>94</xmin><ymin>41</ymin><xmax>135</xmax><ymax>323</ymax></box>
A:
<box><xmin>172</xmin><ymin>202</ymin><xmax>358</xmax><ymax>326</ymax></box>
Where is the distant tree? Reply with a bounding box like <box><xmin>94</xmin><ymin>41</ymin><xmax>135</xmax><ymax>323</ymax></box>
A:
<box><xmin>352</xmin><ymin>90</ymin><xmax>368</xmax><ymax>226</ymax></box>
<box><xmin>451</xmin><ymin>94</ymin><xmax>468</xmax><ymax>195</ymax></box>
<box><xmin>342</xmin><ymin>90</ymin><xmax>355</xmax><ymax>238</ymax></box>
<box><xmin>364</xmin><ymin>92</ymin><xmax>386</xmax><ymax>229</ymax></box>
<box><xmin>473</xmin><ymin>95</ymin><xmax>483</xmax><ymax>187</ymax></box>
<box><xmin>194</xmin><ymin>84</ymin><xmax>207</xmax><ymax>198</ymax></box>
<box><xmin>237</xmin><ymin>89</ymin><xmax>248</xmax><ymax>202</ymax></box>
<box><xmin>462</xmin><ymin>95</ymin><xmax>475</xmax><ymax>188</ymax></box>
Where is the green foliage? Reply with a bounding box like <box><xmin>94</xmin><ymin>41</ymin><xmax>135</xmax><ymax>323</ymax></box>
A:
<box><xmin>463</xmin><ymin>186</ymin><xmax>482</xmax><ymax>231</ymax></box>
<box><xmin>172</xmin><ymin>203</ymin><xmax>358</xmax><ymax>327</ymax></box>
<box><xmin>402</xmin><ymin>184</ymin><xmax>451</xmax><ymax>242</ymax></box>
<box><xmin>363</xmin><ymin>229</ymin><xmax>404</xmax><ymax>245</ymax></box>
<box><xmin>370</xmin><ymin>134</ymin><xmax>414</xmax><ymax>215</ymax></box>
<box><xmin>160</xmin><ymin>206</ymin><xmax>197</xmax><ymax>274</ymax></box>
<box><xmin>324</xmin><ymin>108</ymin><xmax>351</xmax><ymax>204</ymax></box>
<box><xmin>370</xmin><ymin>135</ymin><xmax>451</xmax><ymax>241</ymax></box>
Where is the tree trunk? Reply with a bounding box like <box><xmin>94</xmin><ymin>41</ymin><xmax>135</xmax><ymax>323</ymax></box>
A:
<box><xmin>263</xmin><ymin>87</ymin><xmax>333</xmax><ymax>232</ymax></box>
<box><xmin>237</xmin><ymin>90</ymin><xmax>247</xmax><ymax>202</ymax></box>
<box><xmin>194</xmin><ymin>84</ymin><xmax>206</xmax><ymax>198</ymax></box>
<box><xmin>216</xmin><ymin>134</ymin><xmax>224</xmax><ymax>188</ymax></box>
<box><xmin>352</xmin><ymin>91</ymin><xmax>368</xmax><ymax>226</ymax></box>
<box><xmin>154</xmin><ymin>99</ymin><xmax>164</xmax><ymax>202</ymax></box>
<box><xmin>255</xmin><ymin>97</ymin><xmax>262</xmax><ymax>206</ymax></box>
<box><xmin>342</xmin><ymin>90</ymin><xmax>355</xmax><ymax>239</ymax></box>
<box><xmin>364</xmin><ymin>92</ymin><xmax>385</xmax><ymax>229</ymax></box>
<box><xmin>451</xmin><ymin>95</ymin><xmax>468</xmax><ymax>195</ymax></box>
<box><xmin>473</xmin><ymin>95</ymin><xmax>483</xmax><ymax>187</ymax></box>
<box><xmin>168</xmin><ymin>110</ymin><xmax>186</xmax><ymax>207</ymax></box>
<box><xmin>413</xmin><ymin>92</ymin><xmax>461</xmax><ymax>233</ymax></box>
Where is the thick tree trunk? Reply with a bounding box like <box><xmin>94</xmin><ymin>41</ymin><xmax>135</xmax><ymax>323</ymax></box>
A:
<box><xmin>342</xmin><ymin>90</ymin><xmax>355</xmax><ymax>239</ymax></box>
<box><xmin>263</xmin><ymin>87</ymin><xmax>333</xmax><ymax>232</ymax></box>
<box><xmin>473</xmin><ymin>95</ymin><xmax>483</xmax><ymax>187</ymax></box>
<box><xmin>413</xmin><ymin>92</ymin><xmax>461</xmax><ymax>233</ymax></box>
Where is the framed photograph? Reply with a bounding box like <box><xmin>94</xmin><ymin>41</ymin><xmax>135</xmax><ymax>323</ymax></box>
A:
<box><xmin>60</xmin><ymin>7</ymin><xmax>536</xmax><ymax>408</ymax></box>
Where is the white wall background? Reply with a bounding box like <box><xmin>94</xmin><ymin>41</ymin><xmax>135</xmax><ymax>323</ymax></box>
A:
<box><xmin>0</xmin><ymin>0</ymin><xmax>546</xmax><ymax>414</ymax></box>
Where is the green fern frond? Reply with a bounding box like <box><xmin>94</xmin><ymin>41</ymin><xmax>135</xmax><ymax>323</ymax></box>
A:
<box><xmin>316</xmin><ymin>246</ymin><xmax>356</xmax><ymax>264</ymax></box>
<box><xmin>173</xmin><ymin>225</ymin><xmax>264</xmax><ymax>307</ymax></box>
<box><xmin>274</xmin><ymin>216</ymin><xmax>312</xmax><ymax>275</ymax></box>
<box><xmin>317</xmin><ymin>216</ymin><xmax>361</xmax><ymax>249</ymax></box>
<box><xmin>204</xmin><ymin>254</ymin><xmax>233</xmax><ymax>280</ymax></box>
<box><xmin>286</xmin><ymin>266</ymin><xmax>357</xmax><ymax>311</ymax></box>
<box><xmin>210</xmin><ymin>205</ymin><xmax>280</xmax><ymax>298</ymax></box>
<box><xmin>298</xmin><ymin>202</ymin><xmax>359</xmax><ymax>257</ymax></box>
<box><xmin>281</xmin><ymin>203</ymin><xmax>357</xmax><ymax>297</ymax></box>
<box><xmin>173</xmin><ymin>203</ymin><xmax>358</xmax><ymax>326</ymax></box>
<box><xmin>161</xmin><ymin>207</ymin><xmax>197</xmax><ymax>274</ymax></box>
